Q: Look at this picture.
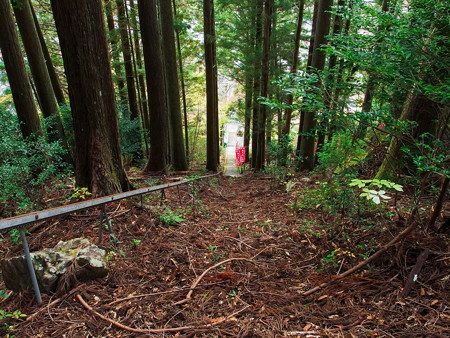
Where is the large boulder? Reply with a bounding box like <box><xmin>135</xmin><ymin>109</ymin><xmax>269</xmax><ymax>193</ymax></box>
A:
<box><xmin>0</xmin><ymin>238</ymin><xmax>108</xmax><ymax>293</ymax></box>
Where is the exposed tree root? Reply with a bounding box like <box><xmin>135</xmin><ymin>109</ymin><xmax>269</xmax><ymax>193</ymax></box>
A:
<box><xmin>173</xmin><ymin>257</ymin><xmax>254</xmax><ymax>305</ymax></box>
<box><xmin>302</xmin><ymin>220</ymin><xmax>418</xmax><ymax>296</ymax></box>
<box><xmin>76</xmin><ymin>294</ymin><xmax>250</xmax><ymax>334</ymax></box>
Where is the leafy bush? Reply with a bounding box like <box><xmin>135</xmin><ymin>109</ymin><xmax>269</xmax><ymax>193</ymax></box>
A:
<box><xmin>117</xmin><ymin>106</ymin><xmax>145</xmax><ymax>164</ymax></box>
<box><xmin>316</xmin><ymin>131</ymin><xmax>368</xmax><ymax>175</ymax></box>
<box><xmin>0</xmin><ymin>102</ymin><xmax>72</xmax><ymax>216</ymax></box>
<box><xmin>159</xmin><ymin>208</ymin><xmax>184</xmax><ymax>225</ymax></box>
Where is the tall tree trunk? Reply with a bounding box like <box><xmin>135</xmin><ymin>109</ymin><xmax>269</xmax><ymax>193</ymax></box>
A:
<box><xmin>0</xmin><ymin>0</ymin><xmax>43</xmax><ymax>139</ymax></box>
<box><xmin>298</xmin><ymin>0</ymin><xmax>333</xmax><ymax>170</ymax></box>
<box><xmin>13</xmin><ymin>0</ymin><xmax>67</xmax><ymax>145</ymax></box>
<box><xmin>204</xmin><ymin>0</ymin><xmax>219</xmax><ymax>172</ymax></box>
<box><xmin>317</xmin><ymin>0</ymin><xmax>345</xmax><ymax>150</ymax></box>
<box><xmin>51</xmin><ymin>0</ymin><xmax>131</xmax><ymax>195</ymax></box>
<box><xmin>172</xmin><ymin>0</ymin><xmax>190</xmax><ymax>159</ymax></box>
<box><xmin>243</xmin><ymin>6</ymin><xmax>257</xmax><ymax>164</ymax></box>
<box><xmin>116</xmin><ymin>0</ymin><xmax>140</xmax><ymax>121</ymax></box>
<box><xmin>129</xmin><ymin>0</ymin><xmax>150</xmax><ymax>157</ymax></box>
<box><xmin>159</xmin><ymin>0</ymin><xmax>188</xmax><ymax>171</ymax></box>
<box><xmin>375</xmin><ymin>92</ymin><xmax>440</xmax><ymax>179</ymax></box>
<box><xmin>244</xmin><ymin>72</ymin><xmax>253</xmax><ymax>163</ymax></box>
<box><xmin>29</xmin><ymin>0</ymin><xmax>65</xmax><ymax>105</ymax></box>
<box><xmin>283</xmin><ymin>0</ymin><xmax>305</xmax><ymax>136</ymax></box>
<box><xmin>105</xmin><ymin>0</ymin><xmax>127</xmax><ymax>104</ymax></box>
<box><xmin>251</xmin><ymin>2</ymin><xmax>263</xmax><ymax>169</ymax></box>
<box><xmin>356</xmin><ymin>0</ymin><xmax>391</xmax><ymax>139</ymax></box>
<box><xmin>138</xmin><ymin>0</ymin><xmax>169</xmax><ymax>174</ymax></box>
<box><xmin>255</xmin><ymin>0</ymin><xmax>273</xmax><ymax>170</ymax></box>
<box><xmin>329</xmin><ymin>10</ymin><xmax>351</xmax><ymax>115</ymax></box>
<box><xmin>296</xmin><ymin>0</ymin><xmax>318</xmax><ymax>156</ymax></box>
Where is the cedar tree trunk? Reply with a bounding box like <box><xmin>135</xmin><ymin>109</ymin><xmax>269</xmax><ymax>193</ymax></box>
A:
<box><xmin>51</xmin><ymin>0</ymin><xmax>131</xmax><ymax>196</ymax></box>
<box><xmin>0</xmin><ymin>0</ymin><xmax>43</xmax><ymax>139</ymax></box>
<box><xmin>138</xmin><ymin>0</ymin><xmax>169</xmax><ymax>174</ymax></box>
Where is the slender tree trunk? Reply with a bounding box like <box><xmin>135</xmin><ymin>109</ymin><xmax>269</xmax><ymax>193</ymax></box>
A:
<box><xmin>244</xmin><ymin>72</ymin><xmax>253</xmax><ymax>163</ymax></box>
<box><xmin>204</xmin><ymin>0</ymin><xmax>219</xmax><ymax>172</ymax></box>
<box><xmin>13</xmin><ymin>0</ymin><xmax>67</xmax><ymax>145</ymax></box>
<box><xmin>296</xmin><ymin>0</ymin><xmax>318</xmax><ymax>156</ymax></box>
<box><xmin>298</xmin><ymin>0</ymin><xmax>333</xmax><ymax>170</ymax></box>
<box><xmin>105</xmin><ymin>0</ymin><xmax>127</xmax><ymax>104</ymax></box>
<box><xmin>317</xmin><ymin>0</ymin><xmax>345</xmax><ymax>151</ymax></box>
<box><xmin>129</xmin><ymin>0</ymin><xmax>150</xmax><ymax>157</ymax></box>
<box><xmin>51</xmin><ymin>0</ymin><xmax>131</xmax><ymax>195</ymax></box>
<box><xmin>0</xmin><ymin>0</ymin><xmax>43</xmax><ymax>139</ymax></box>
<box><xmin>29</xmin><ymin>0</ymin><xmax>65</xmax><ymax>105</ymax></box>
<box><xmin>251</xmin><ymin>2</ymin><xmax>263</xmax><ymax>169</ymax></box>
<box><xmin>116</xmin><ymin>0</ymin><xmax>140</xmax><ymax>121</ymax></box>
<box><xmin>255</xmin><ymin>0</ymin><xmax>273</xmax><ymax>170</ymax></box>
<box><xmin>283</xmin><ymin>0</ymin><xmax>305</xmax><ymax>136</ymax></box>
<box><xmin>356</xmin><ymin>0</ymin><xmax>391</xmax><ymax>139</ymax></box>
<box><xmin>172</xmin><ymin>0</ymin><xmax>190</xmax><ymax>159</ymax></box>
<box><xmin>243</xmin><ymin>6</ymin><xmax>257</xmax><ymax>165</ymax></box>
<box><xmin>329</xmin><ymin>11</ymin><xmax>351</xmax><ymax>118</ymax></box>
<box><xmin>159</xmin><ymin>0</ymin><xmax>188</xmax><ymax>171</ymax></box>
<box><xmin>212</xmin><ymin>2</ymin><xmax>220</xmax><ymax>160</ymax></box>
<box><xmin>138</xmin><ymin>0</ymin><xmax>170</xmax><ymax>174</ymax></box>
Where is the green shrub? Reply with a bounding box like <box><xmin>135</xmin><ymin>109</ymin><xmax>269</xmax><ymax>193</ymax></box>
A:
<box><xmin>117</xmin><ymin>106</ymin><xmax>145</xmax><ymax>164</ymax></box>
<box><xmin>0</xmin><ymin>102</ymin><xmax>72</xmax><ymax>216</ymax></box>
<box><xmin>316</xmin><ymin>131</ymin><xmax>368</xmax><ymax>175</ymax></box>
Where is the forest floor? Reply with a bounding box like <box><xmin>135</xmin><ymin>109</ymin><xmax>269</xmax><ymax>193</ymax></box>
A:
<box><xmin>0</xmin><ymin>171</ymin><xmax>449</xmax><ymax>337</ymax></box>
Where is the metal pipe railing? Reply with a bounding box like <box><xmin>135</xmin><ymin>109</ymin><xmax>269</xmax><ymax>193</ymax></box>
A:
<box><xmin>0</xmin><ymin>173</ymin><xmax>220</xmax><ymax>303</ymax></box>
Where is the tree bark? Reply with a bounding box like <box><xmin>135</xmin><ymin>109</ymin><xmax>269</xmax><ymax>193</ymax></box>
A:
<box><xmin>51</xmin><ymin>0</ymin><xmax>131</xmax><ymax>195</ymax></box>
<box><xmin>298</xmin><ymin>0</ymin><xmax>333</xmax><ymax>170</ymax></box>
<box><xmin>251</xmin><ymin>2</ymin><xmax>263</xmax><ymax>169</ymax></box>
<box><xmin>159</xmin><ymin>0</ymin><xmax>188</xmax><ymax>171</ymax></box>
<box><xmin>105</xmin><ymin>0</ymin><xmax>127</xmax><ymax>104</ymax></box>
<box><xmin>13</xmin><ymin>0</ymin><xmax>67</xmax><ymax>145</ymax></box>
<box><xmin>255</xmin><ymin>0</ymin><xmax>273</xmax><ymax>171</ymax></box>
<box><xmin>204</xmin><ymin>0</ymin><xmax>219</xmax><ymax>172</ymax></box>
<box><xmin>116</xmin><ymin>0</ymin><xmax>140</xmax><ymax>121</ymax></box>
<box><xmin>128</xmin><ymin>0</ymin><xmax>150</xmax><ymax>157</ymax></box>
<box><xmin>295</xmin><ymin>0</ymin><xmax>318</xmax><ymax>156</ymax></box>
<box><xmin>244</xmin><ymin>74</ymin><xmax>253</xmax><ymax>163</ymax></box>
<box><xmin>283</xmin><ymin>0</ymin><xmax>305</xmax><ymax>136</ymax></box>
<box><xmin>0</xmin><ymin>0</ymin><xmax>43</xmax><ymax>139</ymax></box>
<box><xmin>138</xmin><ymin>0</ymin><xmax>169</xmax><ymax>174</ymax></box>
<box><xmin>317</xmin><ymin>0</ymin><xmax>345</xmax><ymax>150</ymax></box>
<box><xmin>172</xmin><ymin>0</ymin><xmax>190</xmax><ymax>159</ymax></box>
<box><xmin>375</xmin><ymin>91</ymin><xmax>440</xmax><ymax>179</ymax></box>
<box><xmin>29</xmin><ymin>0</ymin><xmax>65</xmax><ymax>105</ymax></box>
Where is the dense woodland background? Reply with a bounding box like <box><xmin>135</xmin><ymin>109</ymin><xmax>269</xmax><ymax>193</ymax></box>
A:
<box><xmin>0</xmin><ymin>0</ymin><xmax>448</xmax><ymax>209</ymax></box>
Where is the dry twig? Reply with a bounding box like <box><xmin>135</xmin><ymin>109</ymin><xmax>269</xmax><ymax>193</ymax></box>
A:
<box><xmin>76</xmin><ymin>294</ymin><xmax>250</xmax><ymax>334</ymax></box>
<box><xmin>173</xmin><ymin>257</ymin><xmax>253</xmax><ymax>305</ymax></box>
<box><xmin>302</xmin><ymin>221</ymin><xmax>418</xmax><ymax>296</ymax></box>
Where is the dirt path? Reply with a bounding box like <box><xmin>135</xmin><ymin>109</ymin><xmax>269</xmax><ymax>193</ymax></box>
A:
<box><xmin>0</xmin><ymin>173</ymin><xmax>448</xmax><ymax>337</ymax></box>
<box><xmin>224</xmin><ymin>144</ymin><xmax>241</xmax><ymax>177</ymax></box>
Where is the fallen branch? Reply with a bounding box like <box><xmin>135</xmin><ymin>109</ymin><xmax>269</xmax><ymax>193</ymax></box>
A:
<box><xmin>400</xmin><ymin>249</ymin><xmax>429</xmax><ymax>298</ymax></box>
<box><xmin>76</xmin><ymin>294</ymin><xmax>249</xmax><ymax>334</ymax></box>
<box><xmin>173</xmin><ymin>257</ymin><xmax>253</xmax><ymax>305</ymax></box>
<box><xmin>302</xmin><ymin>220</ymin><xmax>418</xmax><ymax>296</ymax></box>
<box><xmin>26</xmin><ymin>283</ymin><xmax>87</xmax><ymax>321</ymax></box>
<box><xmin>108</xmin><ymin>287</ymin><xmax>190</xmax><ymax>306</ymax></box>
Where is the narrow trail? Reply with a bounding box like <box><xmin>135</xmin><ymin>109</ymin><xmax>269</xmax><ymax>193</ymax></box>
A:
<box><xmin>223</xmin><ymin>144</ymin><xmax>240</xmax><ymax>177</ymax></box>
<box><xmin>223</xmin><ymin>120</ymin><xmax>244</xmax><ymax>177</ymax></box>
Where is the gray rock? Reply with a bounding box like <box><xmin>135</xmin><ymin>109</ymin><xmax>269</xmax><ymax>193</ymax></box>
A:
<box><xmin>0</xmin><ymin>238</ymin><xmax>108</xmax><ymax>293</ymax></box>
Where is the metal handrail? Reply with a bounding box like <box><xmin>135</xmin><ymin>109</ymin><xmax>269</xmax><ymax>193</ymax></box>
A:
<box><xmin>0</xmin><ymin>172</ymin><xmax>220</xmax><ymax>304</ymax></box>
<box><xmin>0</xmin><ymin>173</ymin><xmax>219</xmax><ymax>232</ymax></box>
